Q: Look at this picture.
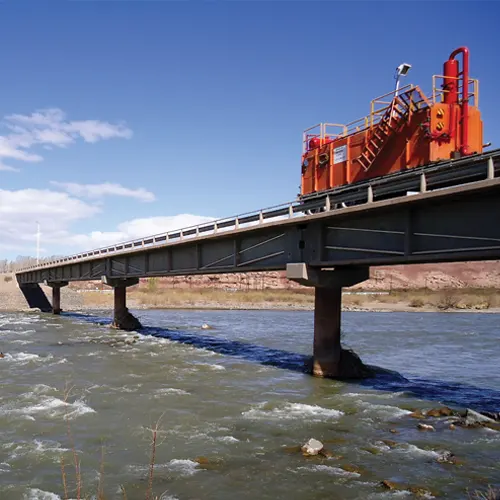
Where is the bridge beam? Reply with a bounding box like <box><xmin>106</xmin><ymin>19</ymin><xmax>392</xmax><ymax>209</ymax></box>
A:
<box><xmin>101</xmin><ymin>276</ymin><xmax>142</xmax><ymax>331</ymax></box>
<box><xmin>286</xmin><ymin>263</ymin><xmax>370</xmax><ymax>379</ymax></box>
<box><xmin>44</xmin><ymin>281</ymin><xmax>69</xmax><ymax>315</ymax></box>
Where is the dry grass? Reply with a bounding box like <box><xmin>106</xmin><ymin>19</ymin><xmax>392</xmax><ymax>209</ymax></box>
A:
<box><xmin>360</xmin><ymin>288</ymin><xmax>500</xmax><ymax>311</ymax></box>
<box><xmin>82</xmin><ymin>287</ymin><xmax>315</xmax><ymax>309</ymax></box>
<box><xmin>79</xmin><ymin>285</ymin><xmax>500</xmax><ymax>312</ymax></box>
<box><xmin>468</xmin><ymin>486</ymin><xmax>500</xmax><ymax>499</ymax></box>
<box><xmin>135</xmin><ymin>287</ymin><xmax>314</xmax><ymax>306</ymax></box>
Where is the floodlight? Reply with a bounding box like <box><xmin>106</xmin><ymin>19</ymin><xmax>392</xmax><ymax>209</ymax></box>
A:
<box><xmin>397</xmin><ymin>63</ymin><xmax>412</xmax><ymax>76</ymax></box>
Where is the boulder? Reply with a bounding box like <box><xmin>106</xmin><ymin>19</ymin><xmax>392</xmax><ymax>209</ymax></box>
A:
<box><xmin>465</xmin><ymin>409</ymin><xmax>496</xmax><ymax>425</ymax></box>
<box><xmin>381</xmin><ymin>480</ymin><xmax>401</xmax><ymax>490</ymax></box>
<box><xmin>480</xmin><ymin>411</ymin><xmax>500</xmax><ymax>421</ymax></box>
<box><xmin>301</xmin><ymin>438</ymin><xmax>324</xmax><ymax>456</ymax></box>
<box><xmin>426</xmin><ymin>406</ymin><xmax>454</xmax><ymax>417</ymax></box>
<box><xmin>409</xmin><ymin>486</ymin><xmax>434</xmax><ymax>497</ymax></box>
<box><xmin>436</xmin><ymin>451</ymin><xmax>462</xmax><ymax>465</ymax></box>
<box><xmin>409</xmin><ymin>410</ymin><xmax>426</xmax><ymax>419</ymax></box>
<box><xmin>112</xmin><ymin>308</ymin><xmax>142</xmax><ymax>331</ymax></box>
<box><xmin>338</xmin><ymin>349</ymin><xmax>374</xmax><ymax>379</ymax></box>
<box><xmin>454</xmin><ymin>409</ymin><xmax>497</xmax><ymax>428</ymax></box>
<box><xmin>417</xmin><ymin>423</ymin><xmax>435</xmax><ymax>431</ymax></box>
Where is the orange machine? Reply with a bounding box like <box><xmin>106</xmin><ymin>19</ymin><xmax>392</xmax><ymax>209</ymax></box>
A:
<box><xmin>300</xmin><ymin>47</ymin><xmax>483</xmax><ymax>198</ymax></box>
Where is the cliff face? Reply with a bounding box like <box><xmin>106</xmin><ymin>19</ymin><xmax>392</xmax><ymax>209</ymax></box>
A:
<box><xmin>68</xmin><ymin>261</ymin><xmax>500</xmax><ymax>291</ymax></box>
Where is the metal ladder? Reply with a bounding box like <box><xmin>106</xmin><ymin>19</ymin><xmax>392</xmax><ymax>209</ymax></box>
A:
<box><xmin>356</xmin><ymin>88</ymin><xmax>422</xmax><ymax>172</ymax></box>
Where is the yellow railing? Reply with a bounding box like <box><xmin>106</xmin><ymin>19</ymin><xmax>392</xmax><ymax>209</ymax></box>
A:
<box><xmin>432</xmin><ymin>75</ymin><xmax>479</xmax><ymax>107</ymax></box>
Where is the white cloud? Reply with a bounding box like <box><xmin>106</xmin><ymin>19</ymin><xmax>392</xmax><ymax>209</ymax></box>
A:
<box><xmin>0</xmin><ymin>188</ymin><xmax>101</xmax><ymax>253</ymax></box>
<box><xmin>0</xmin><ymin>186</ymin><xmax>213</xmax><ymax>257</ymax></box>
<box><xmin>50</xmin><ymin>181</ymin><xmax>156</xmax><ymax>202</ymax></box>
<box><xmin>0</xmin><ymin>108</ymin><xmax>132</xmax><ymax>172</ymax></box>
<box><xmin>67</xmin><ymin>214</ymin><xmax>215</xmax><ymax>249</ymax></box>
<box><xmin>0</xmin><ymin>161</ymin><xmax>20</xmax><ymax>172</ymax></box>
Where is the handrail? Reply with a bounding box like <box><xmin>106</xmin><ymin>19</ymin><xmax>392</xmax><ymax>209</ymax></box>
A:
<box><xmin>432</xmin><ymin>75</ymin><xmax>479</xmax><ymax>107</ymax></box>
<box><xmin>17</xmin><ymin>198</ymin><xmax>310</xmax><ymax>272</ymax></box>
<box><xmin>303</xmin><ymin>84</ymin><xmax>432</xmax><ymax>147</ymax></box>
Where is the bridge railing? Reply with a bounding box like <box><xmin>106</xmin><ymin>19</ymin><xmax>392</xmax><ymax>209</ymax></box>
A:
<box><xmin>17</xmin><ymin>198</ymin><xmax>318</xmax><ymax>272</ymax></box>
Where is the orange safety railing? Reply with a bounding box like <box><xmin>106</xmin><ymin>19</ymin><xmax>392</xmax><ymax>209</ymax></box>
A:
<box><xmin>432</xmin><ymin>75</ymin><xmax>479</xmax><ymax>107</ymax></box>
<box><xmin>303</xmin><ymin>84</ymin><xmax>432</xmax><ymax>152</ymax></box>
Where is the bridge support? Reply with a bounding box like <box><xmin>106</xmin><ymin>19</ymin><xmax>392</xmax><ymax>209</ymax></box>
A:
<box><xmin>18</xmin><ymin>283</ymin><xmax>53</xmax><ymax>312</ymax></box>
<box><xmin>101</xmin><ymin>276</ymin><xmax>142</xmax><ymax>331</ymax></box>
<box><xmin>286</xmin><ymin>263</ymin><xmax>371</xmax><ymax>379</ymax></box>
<box><xmin>44</xmin><ymin>281</ymin><xmax>68</xmax><ymax>315</ymax></box>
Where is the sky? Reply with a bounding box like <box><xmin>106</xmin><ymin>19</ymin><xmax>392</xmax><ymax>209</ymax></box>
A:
<box><xmin>0</xmin><ymin>0</ymin><xmax>499</xmax><ymax>260</ymax></box>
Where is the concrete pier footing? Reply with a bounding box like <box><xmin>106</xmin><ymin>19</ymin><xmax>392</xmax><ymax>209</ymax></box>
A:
<box><xmin>286</xmin><ymin>263</ymin><xmax>370</xmax><ymax>379</ymax></box>
<box><xmin>101</xmin><ymin>276</ymin><xmax>142</xmax><ymax>331</ymax></box>
<box><xmin>44</xmin><ymin>281</ymin><xmax>69</xmax><ymax>315</ymax></box>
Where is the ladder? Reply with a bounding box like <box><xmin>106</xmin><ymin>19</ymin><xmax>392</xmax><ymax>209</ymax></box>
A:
<box><xmin>355</xmin><ymin>87</ymin><xmax>426</xmax><ymax>172</ymax></box>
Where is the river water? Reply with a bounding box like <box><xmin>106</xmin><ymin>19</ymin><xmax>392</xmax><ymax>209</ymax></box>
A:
<box><xmin>1</xmin><ymin>309</ymin><xmax>499</xmax><ymax>499</ymax></box>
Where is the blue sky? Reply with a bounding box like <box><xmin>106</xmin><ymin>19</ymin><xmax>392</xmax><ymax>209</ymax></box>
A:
<box><xmin>0</xmin><ymin>1</ymin><xmax>499</xmax><ymax>259</ymax></box>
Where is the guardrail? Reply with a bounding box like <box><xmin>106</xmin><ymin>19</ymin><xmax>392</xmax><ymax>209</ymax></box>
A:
<box><xmin>17</xmin><ymin>199</ymin><xmax>312</xmax><ymax>272</ymax></box>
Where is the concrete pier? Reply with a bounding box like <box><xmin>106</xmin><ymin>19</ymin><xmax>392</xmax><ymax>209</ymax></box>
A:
<box><xmin>286</xmin><ymin>263</ymin><xmax>369</xmax><ymax>378</ymax></box>
<box><xmin>101</xmin><ymin>276</ymin><xmax>142</xmax><ymax>331</ymax></box>
<box><xmin>313</xmin><ymin>286</ymin><xmax>342</xmax><ymax>377</ymax></box>
<box><xmin>44</xmin><ymin>281</ymin><xmax>69</xmax><ymax>315</ymax></box>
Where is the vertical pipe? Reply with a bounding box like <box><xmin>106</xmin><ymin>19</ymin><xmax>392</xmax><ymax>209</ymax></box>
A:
<box><xmin>449</xmin><ymin>47</ymin><xmax>470</xmax><ymax>156</ymax></box>
<box><xmin>312</xmin><ymin>287</ymin><xmax>342</xmax><ymax>377</ymax></box>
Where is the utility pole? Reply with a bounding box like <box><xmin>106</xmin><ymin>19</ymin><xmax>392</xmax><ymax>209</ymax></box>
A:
<box><xmin>36</xmin><ymin>221</ymin><xmax>41</xmax><ymax>265</ymax></box>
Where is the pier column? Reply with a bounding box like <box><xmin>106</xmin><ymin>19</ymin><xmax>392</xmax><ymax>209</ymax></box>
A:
<box><xmin>101</xmin><ymin>276</ymin><xmax>142</xmax><ymax>331</ymax></box>
<box><xmin>44</xmin><ymin>281</ymin><xmax>69</xmax><ymax>315</ymax></box>
<box><xmin>286</xmin><ymin>263</ymin><xmax>370</xmax><ymax>379</ymax></box>
<box><xmin>314</xmin><ymin>286</ymin><xmax>342</xmax><ymax>377</ymax></box>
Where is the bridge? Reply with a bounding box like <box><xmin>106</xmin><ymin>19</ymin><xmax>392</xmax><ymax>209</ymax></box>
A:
<box><xmin>15</xmin><ymin>150</ymin><xmax>500</xmax><ymax>378</ymax></box>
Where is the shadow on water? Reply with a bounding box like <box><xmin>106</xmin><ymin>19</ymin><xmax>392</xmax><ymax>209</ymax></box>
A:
<box><xmin>63</xmin><ymin>311</ymin><xmax>500</xmax><ymax>413</ymax></box>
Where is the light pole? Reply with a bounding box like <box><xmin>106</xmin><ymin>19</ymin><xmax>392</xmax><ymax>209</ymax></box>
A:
<box><xmin>36</xmin><ymin>221</ymin><xmax>41</xmax><ymax>265</ymax></box>
<box><xmin>394</xmin><ymin>62</ymin><xmax>412</xmax><ymax>98</ymax></box>
<box><xmin>391</xmin><ymin>62</ymin><xmax>412</xmax><ymax>120</ymax></box>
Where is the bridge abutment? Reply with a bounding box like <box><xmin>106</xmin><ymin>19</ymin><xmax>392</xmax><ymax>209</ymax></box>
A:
<box><xmin>101</xmin><ymin>276</ymin><xmax>142</xmax><ymax>331</ymax></box>
<box><xmin>18</xmin><ymin>283</ymin><xmax>53</xmax><ymax>312</ymax></box>
<box><xmin>286</xmin><ymin>263</ymin><xmax>371</xmax><ymax>379</ymax></box>
<box><xmin>44</xmin><ymin>281</ymin><xmax>69</xmax><ymax>315</ymax></box>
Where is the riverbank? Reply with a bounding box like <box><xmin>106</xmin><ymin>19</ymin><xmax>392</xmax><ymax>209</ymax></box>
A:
<box><xmin>1</xmin><ymin>273</ymin><xmax>499</xmax><ymax>313</ymax></box>
<box><xmin>78</xmin><ymin>287</ymin><xmax>500</xmax><ymax>314</ymax></box>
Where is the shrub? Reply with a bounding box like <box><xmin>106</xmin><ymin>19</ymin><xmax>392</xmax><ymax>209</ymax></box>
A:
<box><xmin>147</xmin><ymin>277</ymin><xmax>158</xmax><ymax>293</ymax></box>
<box><xmin>437</xmin><ymin>290</ymin><xmax>459</xmax><ymax>310</ymax></box>
<box><xmin>409</xmin><ymin>297</ymin><xmax>425</xmax><ymax>308</ymax></box>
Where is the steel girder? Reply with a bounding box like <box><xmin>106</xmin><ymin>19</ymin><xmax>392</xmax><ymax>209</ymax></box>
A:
<box><xmin>16</xmin><ymin>179</ymin><xmax>500</xmax><ymax>285</ymax></box>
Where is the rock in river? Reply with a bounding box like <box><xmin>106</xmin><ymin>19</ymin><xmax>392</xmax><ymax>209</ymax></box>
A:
<box><xmin>301</xmin><ymin>438</ymin><xmax>324</xmax><ymax>456</ymax></box>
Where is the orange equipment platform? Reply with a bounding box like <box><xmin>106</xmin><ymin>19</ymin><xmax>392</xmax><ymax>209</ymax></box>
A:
<box><xmin>300</xmin><ymin>47</ymin><xmax>483</xmax><ymax>198</ymax></box>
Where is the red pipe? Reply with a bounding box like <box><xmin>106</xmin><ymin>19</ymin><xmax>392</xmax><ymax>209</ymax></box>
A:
<box><xmin>448</xmin><ymin>47</ymin><xmax>470</xmax><ymax>156</ymax></box>
<box><xmin>443</xmin><ymin>58</ymin><xmax>458</xmax><ymax>148</ymax></box>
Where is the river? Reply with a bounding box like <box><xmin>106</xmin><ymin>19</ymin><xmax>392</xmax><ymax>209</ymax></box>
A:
<box><xmin>1</xmin><ymin>309</ymin><xmax>499</xmax><ymax>499</ymax></box>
